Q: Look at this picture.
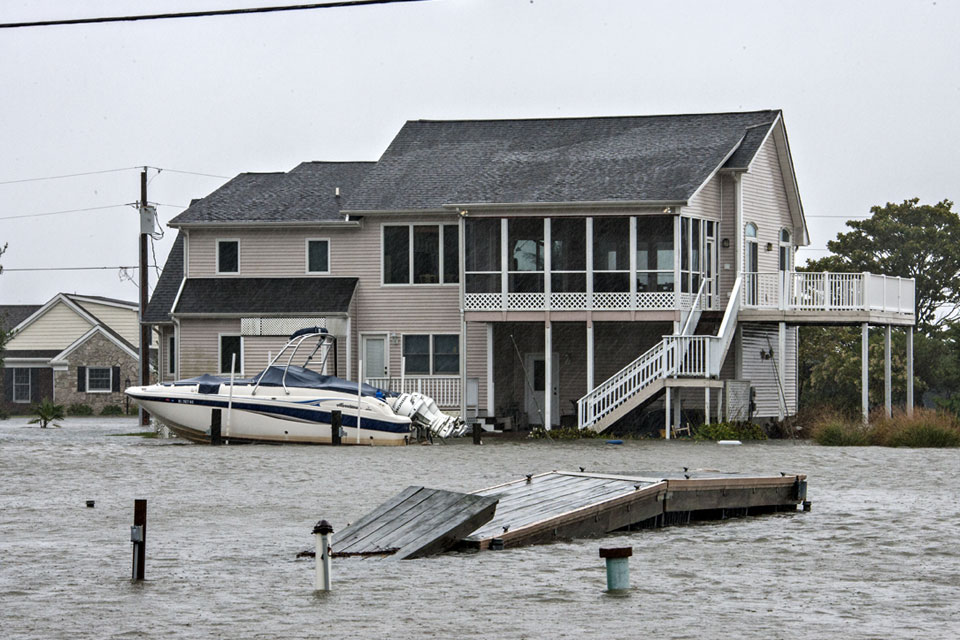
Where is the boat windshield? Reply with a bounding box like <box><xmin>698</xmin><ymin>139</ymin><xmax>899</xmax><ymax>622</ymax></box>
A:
<box><xmin>250</xmin><ymin>365</ymin><xmax>393</xmax><ymax>398</ymax></box>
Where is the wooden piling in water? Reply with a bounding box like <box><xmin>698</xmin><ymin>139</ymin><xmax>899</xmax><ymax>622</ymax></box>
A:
<box><xmin>132</xmin><ymin>499</ymin><xmax>146</xmax><ymax>581</ymax></box>
<box><xmin>210</xmin><ymin>409</ymin><xmax>222</xmax><ymax>446</ymax></box>
<box><xmin>331</xmin><ymin>410</ymin><xmax>342</xmax><ymax>446</ymax></box>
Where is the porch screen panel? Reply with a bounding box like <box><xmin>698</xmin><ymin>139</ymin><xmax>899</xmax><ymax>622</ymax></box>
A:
<box><xmin>508</xmin><ymin>218</ymin><xmax>544</xmax><ymax>293</ymax></box>
<box><xmin>636</xmin><ymin>215</ymin><xmax>675</xmax><ymax>293</ymax></box>
<box><xmin>442</xmin><ymin>224</ymin><xmax>459</xmax><ymax>283</ymax></box>
<box><xmin>384</xmin><ymin>226</ymin><xmax>410</xmax><ymax>284</ymax></box>
<box><xmin>413</xmin><ymin>225</ymin><xmax>440</xmax><ymax>284</ymax></box>
<box><xmin>680</xmin><ymin>217</ymin><xmax>690</xmax><ymax>293</ymax></box>
<box><xmin>465</xmin><ymin>218</ymin><xmax>501</xmax><ymax>293</ymax></box>
<box><xmin>551</xmin><ymin>218</ymin><xmax>586</xmax><ymax>292</ymax></box>
<box><xmin>593</xmin><ymin>217</ymin><xmax>629</xmax><ymax>292</ymax></box>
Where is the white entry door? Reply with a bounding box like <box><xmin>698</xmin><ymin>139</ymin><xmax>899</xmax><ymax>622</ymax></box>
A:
<box><xmin>362</xmin><ymin>336</ymin><xmax>387</xmax><ymax>379</ymax></box>
<box><xmin>524</xmin><ymin>352</ymin><xmax>559</xmax><ymax>427</ymax></box>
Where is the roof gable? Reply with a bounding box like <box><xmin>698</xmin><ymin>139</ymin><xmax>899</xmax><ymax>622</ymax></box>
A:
<box><xmin>169</xmin><ymin>161</ymin><xmax>374</xmax><ymax>226</ymax></box>
<box><xmin>346</xmin><ymin>110</ymin><xmax>780</xmax><ymax>212</ymax></box>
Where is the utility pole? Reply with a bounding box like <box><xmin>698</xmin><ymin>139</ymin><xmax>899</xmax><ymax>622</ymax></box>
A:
<box><xmin>139</xmin><ymin>168</ymin><xmax>151</xmax><ymax>426</ymax></box>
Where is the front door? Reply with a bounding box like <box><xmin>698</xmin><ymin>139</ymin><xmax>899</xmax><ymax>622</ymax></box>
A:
<box><xmin>362</xmin><ymin>335</ymin><xmax>387</xmax><ymax>380</ymax></box>
<box><xmin>524</xmin><ymin>352</ymin><xmax>559</xmax><ymax>427</ymax></box>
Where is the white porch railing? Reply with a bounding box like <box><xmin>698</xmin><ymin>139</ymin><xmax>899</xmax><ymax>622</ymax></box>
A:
<box><xmin>743</xmin><ymin>271</ymin><xmax>915</xmax><ymax>315</ymax></box>
<box><xmin>464</xmin><ymin>289</ymin><xmax>717</xmax><ymax>312</ymax></box>
<box><xmin>364</xmin><ymin>376</ymin><xmax>461</xmax><ymax>408</ymax></box>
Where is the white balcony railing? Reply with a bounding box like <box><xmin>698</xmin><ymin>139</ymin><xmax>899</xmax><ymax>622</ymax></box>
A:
<box><xmin>364</xmin><ymin>376</ymin><xmax>461</xmax><ymax>409</ymax></box>
<box><xmin>742</xmin><ymin>272</ymin><xmax>915</xmax><ymax>315</ymax></box>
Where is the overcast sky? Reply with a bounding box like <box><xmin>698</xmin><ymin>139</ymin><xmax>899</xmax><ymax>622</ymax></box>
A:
<box><xmin>1</xmin><ymin>0</ymin><xmax>957</xmax><ymax>305</ymax></box>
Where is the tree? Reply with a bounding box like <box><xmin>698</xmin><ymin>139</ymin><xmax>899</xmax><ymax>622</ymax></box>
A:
<box><xmin>803</xmin><ymin>198</ymin><xmax>960</xmax><ymax>331</ymax></box>
<box><xmin>800</xmin><ymin>199</ymin><xmax>960</xmax><ymax>410</ymax></box>
<box><xmin>29</xmin><ymin>399</ymin><xmax>65</xmax><ymax>429</ymax></box>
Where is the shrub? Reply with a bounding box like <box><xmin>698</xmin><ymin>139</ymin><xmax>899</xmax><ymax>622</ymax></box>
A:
<box><xmin>67</xmin><ymin>403</ymin><xmax>94</xmax><ymax>416</ymax></box>
<box><xmin>100</xmin><ymin>404</ymin><xmax>125</xmax><ymax>416</ymax></box>
<box><xmin>812</xmin><ymin>418</ymin><xmax>870</xmax><ymax>446</ymax></box>
<box><xmin>29</xmin><ymin>398</ymin><xmax>65</xmax><ymax>428</ymax></box>
<box><xmin>0</xmin><ymin>408</ymin><xmax>9</xmax><ymax>420</ymax></box>
<box><xmin>695</xmin><ymin>421</ymin><xmax>767</xmax><ymax>441</ymax></box>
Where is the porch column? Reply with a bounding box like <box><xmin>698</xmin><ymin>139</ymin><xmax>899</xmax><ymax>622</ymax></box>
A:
<box><xmin>460</xmin><ymin>316</ymin><xmax>467</xmax><ymax>420</ymax></box>
<box><xmin>673</xmin><ymin>214</ymin><xmax>681</xmax><ymax>312</ymax></box>
<box><xmin>586</xmin><ymin>218</ymin><xmax>594</xmax><ymax>310</ymax></box>
<box><xmin>704</xmin><ymin>387</ymin><xmax>711</xmax><ymax>426</ymax></box>
<box><xmin>586</xmin><ymin>321</ymin><xmax>594</xmax><ymax>392</ymax></box>
<box><xmin>906</xmin><ymin>325</ymin><xmax>914</xmax><ymax>416</ymax></box>
<box><xmin>884</xmin><ymin>324</ymin><xmax>892</xmax><ymax>418</ymax></box>
<box><xmin>629</xmin><ymin>216</ymin><xmax>637</xmax><ymax>309</ymax></box>
<box><xmin>674</xmin><ymin>389</ymin><xmax>682</xmax><ymax>437</ymax></box>
<box><xmin>544</xmin><ymin>322</ymin><xmax>552</xmax><ymax>431</ymax></box>
<box><xmin>664</xmin><ymin>386</ymin><xmax>671</xmax><ymax>440</ymax></box>
<box><xmin>778</xmin><ymin>322</ymin><xmax>786</xmax><ymax>421</ymax></box>
<box><xmin>544</xmin><ymin>217</ymin><xmax>551</xmax><ymax>311</ymax></box>
<box><xmin>500</xmin><ymin>218</ymin><xmax>509</xmax><ymax>310</ymax></box>
<box><xmin>486</xmin><ymin>323</ymin><xmax>495</xmax><ymax>417</ymax></box>
<box><xmin>861</xmin><ymin>322</ymin><xmax>869</xmax><ymax>424</ymax></box>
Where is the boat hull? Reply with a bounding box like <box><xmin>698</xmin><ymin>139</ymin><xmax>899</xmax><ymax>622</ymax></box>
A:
<box><xmin>127</xmin><ymin>385</ymin><xmax>411</xmax><ymax>446</ymax></box>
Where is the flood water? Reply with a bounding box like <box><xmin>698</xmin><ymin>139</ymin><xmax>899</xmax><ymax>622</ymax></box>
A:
<box><xmin>1</xmin><ymin>417</ymin><xmax>958</xmax><ymax>639</ymax></box>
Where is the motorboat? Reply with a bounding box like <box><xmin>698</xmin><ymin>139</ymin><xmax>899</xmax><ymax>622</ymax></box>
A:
<box><xmin>125</xmin><ymin>328</ymin><xmax>465</xmax><ymax>445</ymax></box>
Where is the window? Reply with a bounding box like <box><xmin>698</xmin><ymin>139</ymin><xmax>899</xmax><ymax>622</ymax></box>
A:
<box><xmin>403</xmin><ymin>334</ymin><xmax>460</xmax><ymax>375</ymax></box>
<box><xmin>508</xmin><ymin>218</ymin><xmax>544</xmax><ymax>293</ymax></box>
<box><xmin>593</xmin><ymin>217</ymin><xmax>629</xmax><ymax>292</ymax></box>
<box><xmin>779</xmin><ymin>228</ymin><xmax>792</xmax><ymax>272</ymax></box>
<box><xmin>306</xmin><ymin>239</ymin><xmax>330</xmax><ymax>274</ymax></box>
<box><xmin>220</xmin><ymin>335</ymin><xmax>243</xmax><ymax>374</ymax></box>
<box><xmin>168</xmin><ymin>334</ymin><xmax>176</xmax><ymax>375</ymax></box>
<box><xmin>13</xmin><ymin>368</ymin><xmax>31</xmax><ymax>403</ymax></box>
<box><xmin>217</xmin><ymin>240</ymin><xmax>239</xmax><ymax>273</ymax></box>
<box><xmin>87</xmin><ymin>367</ymin><xmax>112</xmax><ymax>392</ymax></box>
<box><xmin>636</xmin><ymin>215</ymin><xmax>675</xmax><ymax>293</ymax></box>
<box><xmin>465</xmin><ymin>218</ymin><xmax>501</xmax><ymax>293</ymax></box>
<box><xmin>383</xmin><ymin>224</ymin><xmax>459</xmax><ymax>285</ymax></box>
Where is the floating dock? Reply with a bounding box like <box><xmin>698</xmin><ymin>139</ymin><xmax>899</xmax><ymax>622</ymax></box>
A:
<box><xmin>327</xmin><ymin>470</ymin><xmax>807</xmax><ymax>559</ymax></box>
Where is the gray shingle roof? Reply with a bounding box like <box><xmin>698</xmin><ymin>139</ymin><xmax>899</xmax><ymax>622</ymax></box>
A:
<box><xmin>168</xmin><ymin>161</ymin><xmax>374</xmax><ymax>225</ymax></box>
<box><xmin>144</xmin><ymin>232</ymin><xmax>184</xmax><ymax>324</ymax></box>
<box><xmin>174</xmin><ymin>278</ymin><xmax>357</xmax><ymax>315</ymax></box>
<box><xmin>0</xmin><ymin>305</ymin><xmax>41</xmax><ymax>331</ymax></box>
<box><xmin>346</xmin><ymin>110</ymin><xmax>780</xmax><ymax>211</ymax></box>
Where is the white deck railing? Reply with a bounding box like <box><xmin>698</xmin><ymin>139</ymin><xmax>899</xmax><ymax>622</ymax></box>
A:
<box><xmin>364</xmin><ymin>376</ymin><xmax>461</xmax><ymax>408</ymax></box>
<box><xmin>743</xmin><ymin>272</ymin><xmax>915</xmax><ymax>315</ymax></box>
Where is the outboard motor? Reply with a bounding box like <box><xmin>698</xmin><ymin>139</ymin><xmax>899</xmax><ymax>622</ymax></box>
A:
<box><xmin>391</xmin><ymin>392</ymin><xmax>465</xmax><ymax>438</ymax></box>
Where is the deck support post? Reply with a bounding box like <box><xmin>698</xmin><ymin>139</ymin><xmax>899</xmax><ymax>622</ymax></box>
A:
<box><xmin>586</xmin><ymin>321</ymin><xmax>594</xmax><ymax>393</ymax></box>
<box><xmin>704</xmin><ymin>387</ymin><xmax>710</xmax><ymax>426</ymax></box>
<box><xmin>664</xmin><ymin>386</ymin><xmax>671</xmax><ymax>439</ymax></box>
<box><xmin>778</xmin><ymin>322</ymin><xmax>786</xmax><ymax>421</ymax></box>
<box><xmin>906</xmin><ymin>325</ymin><xmax>914</xmax><ymax>416</ymax></box>
<box><xmin>486</xmin><ymin>323</ymin><xmax>495</xmax><ymax>417</ymax></box>
<box><xmin>544</xmin><ymin>322</ymin><xmax>552</xmax><ymax>431</ymax></box>
<box><xmin>674</xmin><ymin>389</ymin><xmax>682</xmax><ymax>436</ymax></box>
<box><xmin>861</xmin><ymin>322</ymin><xmax>869</xmax><ymax>424</ymax></box>
<box><xmin>884</xmin><ymin>325</ymin><xmax>892</xmax><ymax>418</ymax></box>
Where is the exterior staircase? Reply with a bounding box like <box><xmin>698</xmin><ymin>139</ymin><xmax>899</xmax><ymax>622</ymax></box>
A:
<box><xmin>578</xmin><ymin>276</ymin><xmax>743</xmax><ymax>433</ymax></box>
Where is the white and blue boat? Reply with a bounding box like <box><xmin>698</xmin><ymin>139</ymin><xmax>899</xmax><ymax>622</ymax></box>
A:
<box><xmin>126</xmin><ymin>328</ymin><xmax>463</xmax><ymax>445</ymax></box>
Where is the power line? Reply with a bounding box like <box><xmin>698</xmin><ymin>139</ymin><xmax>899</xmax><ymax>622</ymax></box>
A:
<box><xmin>0</xmin><ymin>167</ymin><xmax>140</xmax><ymax>185</ymax></box>
<box><xmin>146</xmin><ymin>167</ymin><xmax>230</xmax><ymax>180</ymax></box>
<box><xmin>4</xmin><ymin>265</ymin><xmax>157</xmax><ymax>272</ymax></box>
<box><xmin>0</xmin><ymin>0</ymin><xmax>437</xmax><ymax>29</ymax></box>
<box><xmin>0</xmin><ymin>204</ymin><xmax>129</xmax><ymax>221</ymax></box>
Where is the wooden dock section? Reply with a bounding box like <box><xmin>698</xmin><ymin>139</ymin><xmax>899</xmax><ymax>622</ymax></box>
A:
<box><xmin>331</xmin><ymin>486</ymin><xmax>498</xmax><ymax>560</ymax></box>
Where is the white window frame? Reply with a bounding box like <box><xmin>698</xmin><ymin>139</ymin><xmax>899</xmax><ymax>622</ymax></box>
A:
<box><xmin>168</xmin><ymin>334</ymin><xmax>176</xmax><ymax>375</ymax></box>
<box><xmin>401</xmin><ymin>333</ymin><xmax>460</xmax><ymax>375</ymax></box>
<box><xmin>779</xmin><ymin>227</ymin><xmax>793</xmax><ymax>272</ymax></box>
<box><xmin>12</xmin><ymin>368</ymin><xmax>31</xmax><ymax>403</ymax></box>
<box><xmin>381</xmin><ymin>224</ymin><xmax>458</xmax><ymax>287</ymax></box>
<box><xmin>216</xmin><ymin>239</ymin><xmax>240</xmax><ymax>275</ymax></box>
<box><xmin>218</xmin><ymin>334</ymin><xmax>244</xmax><ymax>375</ymax></box>
<box><xmin>305</xmin><ymin>238</ymin><xmax>331</xmax><ymax>275</ymax></box>
<box><xmin>86</xmin><ymin>367</ymin><xmax>112</xmax><ymax>393</ymax></box>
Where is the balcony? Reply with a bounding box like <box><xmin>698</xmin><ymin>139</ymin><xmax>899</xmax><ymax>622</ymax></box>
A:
<box><xmin>463</xmin><ymin>290</ymin><xmax>701</xmax><ymax>312</ymax></box>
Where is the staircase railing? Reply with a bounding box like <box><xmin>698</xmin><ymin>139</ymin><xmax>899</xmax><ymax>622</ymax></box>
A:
<box><xmin>678</xmin><ymin>278</ymin><xmax>709</xmax><ymax>336</ymax></box>
<box><xmin>578</xmin><ymin>340</ymin><xmax>667</xmax><ymax>430</ymax></box>
<box><xmin>710</xmin><ymin>274</ymin><xmax>742</xmax><ymax>377</ymax></box>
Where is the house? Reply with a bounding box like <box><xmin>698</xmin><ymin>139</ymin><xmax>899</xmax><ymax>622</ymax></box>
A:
<box><xmin>1</xmin><ymin>294</ymin><xmax>152</xmax><ymax>413</ymax></box>
<box><xmin>145</xmin><ymin>111</ymin><xmax>916</xmax><ymax>433</ymax></box>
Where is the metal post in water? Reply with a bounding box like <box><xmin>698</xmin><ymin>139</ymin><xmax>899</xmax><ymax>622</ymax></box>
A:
<box><xmin>472</xmin><ymin>422</ymin><xmax>482</xmax><ymax>445</ymax></box>
<box><xmin>331</xmin><ymin>410</ymin><xmax>342</xmax><ymax>446</ymax></box>
<box><xmin>599</xmin><ymin>546</ymin><xmax>632</xmax><ymax>591</ymax></box>
<box><xmin>227</xmin><ymin>353</ymin><xmax>237</xmax><ymax>438</ymax></box>
<box><xmin>313</xmin><ymin>519</ymin><xmax>334</xmax><ymax>591</ymax></box>
<box><xmin>131</xmin><ymin>499</ymin><xmax>147</xmax><ymax>581</ymax></box>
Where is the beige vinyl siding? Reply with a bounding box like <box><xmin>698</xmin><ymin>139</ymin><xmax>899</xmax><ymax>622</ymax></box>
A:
<box><xmin>179</xmin><ymin>319</ymin><xmax>241</xmax><ymax>378</ymax></box>
<box><xmin>741</xmin><ymin>135</ymin><xmax>792</xmax><ymax>274</ymax></box>
<box><xmin>717</xmin><ymin>174</ymin><xmax>738</xmax><ymax>303</ymax></box>
<box><xmin>75</xmin><ymin>301</ymin><xmax>147</xmax><ymax>347</ymax></box>
<box><xmin>739</xmin><ymin>323</ymin><xmax>797</xmax><ymax>419</ymax></box>
<box><xmin>7</xmin><ymin>301</ymin><xmax>93</xmax><ymax>350</ymax></box>
<box><xmin>466</xmin><ymin>322</ymin><xmax>486</xmax><ymax>411</ymax></box>
<box><xmin>683</xmin><ymin>174</ymin><xmax>722</xmax><ymax>220</ymax></box>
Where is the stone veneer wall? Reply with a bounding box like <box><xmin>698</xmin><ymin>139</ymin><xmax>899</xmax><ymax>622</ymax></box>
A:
<box><xmin>54</xmin><ymin>333</ymin><xmax>140</xmax><ymax>413</ymax></box>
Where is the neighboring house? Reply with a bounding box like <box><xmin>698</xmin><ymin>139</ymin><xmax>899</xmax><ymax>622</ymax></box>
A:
<box><xmin>145</xmin><ymin>111</ymin><xmax>915</xmax><ymax>432</ymax></box>
<box><xmin>1</xmin><ymin>294</ymin><xmax>151</xmax><ymax>413</ymax></box>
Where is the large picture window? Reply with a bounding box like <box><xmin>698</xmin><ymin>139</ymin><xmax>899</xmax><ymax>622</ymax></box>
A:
<box><xmin>383</xmin><ymin>224</ymin><xmax>459</xmax><ymax>285</ymax></box>
<box><xmin>220</xmin><ymin>335</ymin><xmax>243</xmax><ymax>374</ymax></box>
<box><xmin>13</xmin><ymin>368</ymin><xmax>31</xmax><ymax>403</ymax></box>
<box><xmin>217</xmin><ymin>239</ymin><xmax>239</xmax><ymax>274</ymax></box>
<box><xmin>403</xmin><ymin>334</ymin><xmax>460</xmax><ymax>375</ymax></box>
<box><xmin>87</xmin><ymin>367</ymin><xmax>112</xmax><ymax>392</ymax></box>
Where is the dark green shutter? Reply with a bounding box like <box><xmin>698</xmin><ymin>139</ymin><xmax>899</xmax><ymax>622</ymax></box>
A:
<box><xmin>112</xmin><ymin>366</ymin><xmax>121</xmax><ymax>392</ymax></box>
<box><xmin>3</xmin><ymin>369</ymin><xmax>12</xmax><ymax>402</ymax></box>
<box><xmin>77</xmin><ymin>366</ymin><xmax>86</xmax><ymax>392</ymax></box>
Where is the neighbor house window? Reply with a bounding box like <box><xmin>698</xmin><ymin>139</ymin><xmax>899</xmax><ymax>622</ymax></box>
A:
<box><xmin>168</xmin><ymin>334</ymin><xmax>176</xmax><ymax>375</ymax></box>
<box><xmin>13</xmin><ymin>368</ymin><xmax>31</xmax><ymax>403</ymax></box>
<box><xmin>87</xmin><ymin>367</ymin><xmax>112</xmax><ymax>392</ymax></box>
<box><xmin>217</xmin><ymin>240</ymin><xmax>239</xmax><ymax>273</ymax></box>
<box><xmin>307</xmin><ymin>239</ymin><xmax>330</xmax><ymax>274</ymax></box>
<box><xmin>383</xmin><ymin>224</ymin><xmax>459</xmax><ymax>285</ymax></box>
<box><xmin>220</xmin><ymin>335</ymin><xmax>243</xmax><ymax>374</ymax></box>
<box><xmin>402</xmin><ymin>334</ymin><xmax>459</xmax><ymax>375</ymax></box>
